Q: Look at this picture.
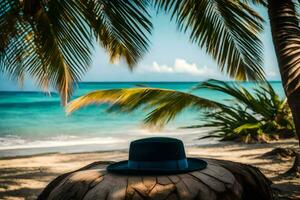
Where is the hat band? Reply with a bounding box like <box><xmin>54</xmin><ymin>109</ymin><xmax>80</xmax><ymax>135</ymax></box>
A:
<box><xmin>128</xmin><ymin>158</ymin><xmax>188</xmax><ymax>170</ymax></box>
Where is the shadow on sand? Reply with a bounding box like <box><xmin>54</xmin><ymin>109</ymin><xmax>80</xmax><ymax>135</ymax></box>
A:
<box><xmin>0</xmin><ymin>167</ymin><xmax>60</xmax><ymax>200</ymax></box>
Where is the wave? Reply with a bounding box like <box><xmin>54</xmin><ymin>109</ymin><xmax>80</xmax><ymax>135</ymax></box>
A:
<box><xmin>0</xmin><ymin>135</ymin><xmax>126</xmax><ymax>150</ymax></box>
<box><xmin>0</xmin><ymin>127</ymin><xmax>215</xmax><ymax>150</ymax></box>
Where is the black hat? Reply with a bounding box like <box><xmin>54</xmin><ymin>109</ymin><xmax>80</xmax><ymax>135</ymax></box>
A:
<box><xmin>107</xmin><ymin>137</ymin><xmax>207</xmax><ymax>175</ymax></box>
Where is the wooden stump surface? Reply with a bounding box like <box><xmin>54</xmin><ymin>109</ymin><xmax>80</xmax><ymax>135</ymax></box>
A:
<box><xmin>38</xmin><ymin>158</ymin><xmax>273</xmax><ymax>200</ymax></box>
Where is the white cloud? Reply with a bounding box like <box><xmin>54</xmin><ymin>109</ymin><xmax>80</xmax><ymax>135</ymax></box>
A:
<box><xmin>265</xmin><ymin>66</ymin><xmax>280</xmax><ymax>79</ymax></box>
<box><xmin>139</xmin><ymin>58</ymin><xmax>217</xmax><ymax>77</ymax></box>
<box><xmin>267</xmin><ymin>70</ymin><xmax>277</xmax><ymax>77</ymax></box>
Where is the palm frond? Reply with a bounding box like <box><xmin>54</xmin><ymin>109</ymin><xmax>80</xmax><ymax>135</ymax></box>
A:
<box><xmin>0</xmin><ymin>0</ymin><xmax>152</xmax><ymax>105</ymax></box>
<box><xmin>67</xmin><ymin>80</ymin><xmax>294</xmax><ymax>142</ymax></box>
<box><xmin>83</xmin><ymin>0</ymin><xmax>152</xmax><ymax>68</ymax></box>
<box><xmin>66</xmin><ymin>87</ymin><xmax>217</xmax><ymax>127</ymax></box>
<box><xmin>234</xmin><ymin>122</ymin><xmax>262</xmax><ymax>133</ymax></box>
<box><xmin>1</xmin><ymin>0</ymin><xmax>93</xmax><ymax>105</ymax></box>
<box><xmin>34</xmin><ymin>0</ymin><xmax>93</xmax><ymax>105</ymax></box>
<box><xmin>0</xmin><ymin>0</ymin><xmax>24</xmax><ymax>77</ymax></box>
<box><xmin>196</xmin><ymin>79</ymin><xmax>287</xmax><ymax>120</ymax></box>
<box><xmin>154</xmin><ymin>0</ymin><xmax>265</xmax><ymax>80</ymax></box>
<box><xmin>193</xmin><ymin>80</ymin><xmax>295</xmax><ymax>142</ymax></box>
<box><xmin>241</xmin><ymin>0</ymin><xmax>267</xmax><ymax>6</ymax></box>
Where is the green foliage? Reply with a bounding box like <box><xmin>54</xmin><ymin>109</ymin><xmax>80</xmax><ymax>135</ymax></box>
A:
<box><xmin>1</xmin><ymin>0</ymin><xmax>266</xmax><ymax>106</ymax></box>
<box><xmin>66</xmin><ymin>87</ymin><xmax>217</xmax><ymax>128</ymax></box>
<box><xmin>154</xmin><ymin>0</ymin><xmax>265</xmax><ymax>80</ymax></box>
<box><xmin>0</xmin><ymin>0</ymin><xmax>152</xmax><ymax>105</ymax></box>
<box><xmin>192</xmin><ymin>80</ymin><xmax>295</xmax><ymax>142</ymax></box>
<box><xmin>67</xmin><ymin>79</ymin><xmax>295</xmax><ymax>143</ymax></box>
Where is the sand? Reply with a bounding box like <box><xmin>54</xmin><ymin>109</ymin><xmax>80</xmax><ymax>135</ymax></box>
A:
<box><xmin>0</xmin><ymin>139</ymin><xmax>299</xmax><ymax>200</ymax></box>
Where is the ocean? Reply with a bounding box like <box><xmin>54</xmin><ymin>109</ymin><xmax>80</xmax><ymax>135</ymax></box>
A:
<box><xmin>0</xmin><ymin>82</ymin><xmax>285</xmax><ymax>157</ymax></box>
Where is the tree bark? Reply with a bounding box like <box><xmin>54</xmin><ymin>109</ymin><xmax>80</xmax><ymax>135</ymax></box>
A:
<box><xmin>267</xmin><ymin>0</ymin><xmax>300</xmax><ymax>174</ymax></box>
<box><xmin>38</xmin><ymin>159</ymin><xmax>273</xmax><ymax>200</ymax></box>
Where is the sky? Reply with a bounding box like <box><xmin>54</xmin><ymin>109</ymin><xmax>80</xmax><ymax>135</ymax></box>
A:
<box><xmin>0</xmin><ymin>5</ymin><xmax>280</xmax><ymax>91</ymax></box>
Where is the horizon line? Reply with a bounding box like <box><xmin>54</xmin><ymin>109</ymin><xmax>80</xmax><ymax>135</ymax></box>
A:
<box><xmin>79</xmin><ymin>80</ymin><xmax>282</xmax><ymax>83</ymax></box>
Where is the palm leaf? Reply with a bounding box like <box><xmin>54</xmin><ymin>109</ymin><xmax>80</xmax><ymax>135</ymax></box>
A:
<box><xmin>154</xmin><ymin>0</ymin><xmax>265</xmax><ymax>80</ymax></box>
<box><xmin>83</xmin><ymin>0</ymin><xmax>152</xmax><ymax>68</ymax></box>
<box><xmin>241</xmin><ymin>0</ymin><xmax>267</xmax><ymax>6</ymax></box>
<box><xmin>66</xmin><ymin>87</ymin><xmax>217</xmax><ymax>127</ymax></box>
<box><xmin>0</xmin><ymin>0</ymin><xmax>152</xmax><ymax>105</ymax></box>
<box><xmin>67</xmin><ymin>79</ymin><xmax>294</xmax><ymax>141</ymax></box>
<box><xmin>234</xmin><ymin>122</ymin><xmax>262</xmax><ymax>133</ymax></box>
<box><xmin>193</xmin><ymin>80</ymin><xmax>294</xmax><ymax>141</ymax></box>
<box><xmin>196</xmin><ymin>79</ymin><xmax>280</xmax><ymax>119</ymax></box>
<box><xmin>1</xmin><ymin>0</ymin><xmax>94</xmax><ymax>105</ymax></box>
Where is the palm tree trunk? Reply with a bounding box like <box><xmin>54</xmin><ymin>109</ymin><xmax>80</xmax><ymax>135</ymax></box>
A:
<box><xmin>267</xmin><ymin>0</ymin><xmax>300</xmax><ymax>174</ymax></box>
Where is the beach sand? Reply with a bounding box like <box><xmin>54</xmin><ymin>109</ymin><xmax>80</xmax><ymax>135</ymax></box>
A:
<box><xmin>0</xmin><ymin>139</ymin><xmax>299</xmax><ymax>200</ymax></box>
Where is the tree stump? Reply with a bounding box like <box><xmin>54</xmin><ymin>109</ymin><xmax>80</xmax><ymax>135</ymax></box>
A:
<box><xmin>38</xmin><ymin>158</ymin><xmax>274</xmax><ymax>200</ymax></box>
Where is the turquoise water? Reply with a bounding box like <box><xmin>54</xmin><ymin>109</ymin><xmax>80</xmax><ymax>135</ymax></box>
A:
<box><xmin>0</xmin><ymin>82</ymin><xmax>285</xmax><ymax>156</ymax></box>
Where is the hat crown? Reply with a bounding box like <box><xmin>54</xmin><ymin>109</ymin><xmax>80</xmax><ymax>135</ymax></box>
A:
<box><xmin>129</xmin><ymin>137</ymin><xmax>186</xmax><ymax>162</ymax></box>
<box><xmin>106</xmin><ymin>137</ymin><xmax>207</xmax><ymax>174</ymax></box>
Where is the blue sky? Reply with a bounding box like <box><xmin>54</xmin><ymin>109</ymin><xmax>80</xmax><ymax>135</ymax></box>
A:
<box><xmin>0</xmin><ymin>6</ymin><xmax>280</xmax><ymax>91</ymax></box>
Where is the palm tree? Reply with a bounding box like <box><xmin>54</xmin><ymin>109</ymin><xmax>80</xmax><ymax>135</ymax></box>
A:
<box><xmin>0</xmin><ymin>0</ymin><xmax>152</xmax><ymax>105</ymax></box>
<box><xmin>67</xmin><ymin>80</ymin><xmax>294</xmax><ymax>143</ymax></box>
<box><xmin>0</xmin><ymin>0</ymin><xmax>266</xmax><ymax>106</ymax></box>
<box><xmin>267</xmin><ymin>0</ymin><xmax>300</xmax><ymax>174</ymax></box>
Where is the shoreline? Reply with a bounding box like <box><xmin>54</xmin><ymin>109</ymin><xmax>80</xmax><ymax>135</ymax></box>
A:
<box><xmin>0</xmin><ymin>129</ymin><xmax>218</xmax><ymax>158</ymax></box>
<box><xmin>0</xmin><ymin>138</ymin><xmax>299</xmax><ymax>199</ymax></box>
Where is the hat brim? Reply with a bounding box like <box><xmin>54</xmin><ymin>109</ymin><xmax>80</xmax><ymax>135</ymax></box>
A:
<box><xmin>107</xmin><ymin>158</ymin><xmax>207</xmax><ymax>175</ymax></box>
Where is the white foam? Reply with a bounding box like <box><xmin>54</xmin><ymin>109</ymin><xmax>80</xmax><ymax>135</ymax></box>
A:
<box><xmin>0</xmin><ymin>127</ymin><xmax>217</xmax><ymax>154</ymax></box>
<box><xmin>0</xmin><ymin>135</ymin><xmax>126</xmax><ymax>150</ymax></box>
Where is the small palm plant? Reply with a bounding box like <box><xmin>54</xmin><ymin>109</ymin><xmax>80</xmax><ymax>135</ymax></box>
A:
<box><xmin>192</xmin><ymin>80</ymin><xmax>295</xmax><ymax>142</ymax></box>
<box><xmin>67</xmin><ymin>80</ymin><xmax>295</xmax><ymax>143</ymax></box>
